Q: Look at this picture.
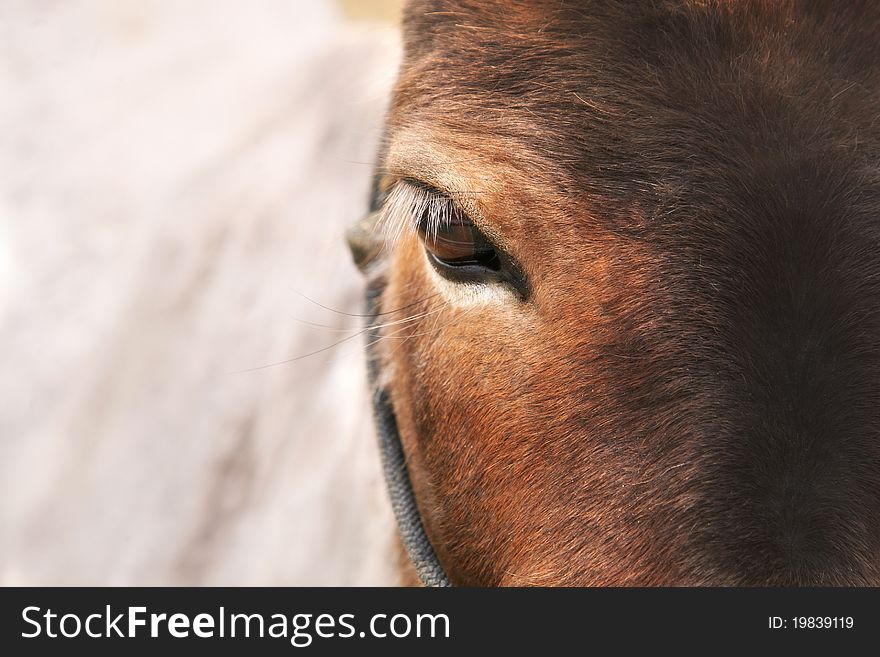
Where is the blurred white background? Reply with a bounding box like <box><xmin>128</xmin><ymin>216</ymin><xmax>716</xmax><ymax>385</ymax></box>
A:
<box><xmin>0</xmin><ymin>0</ymin><xmax>402</xmax><ymax>585</ymax></box>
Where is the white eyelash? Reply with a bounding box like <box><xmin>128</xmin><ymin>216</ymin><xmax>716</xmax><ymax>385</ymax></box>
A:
<box><xmin>378</xmin><ymin>181</ymin><xmax>469</xmax><ymax>252</ymax></box>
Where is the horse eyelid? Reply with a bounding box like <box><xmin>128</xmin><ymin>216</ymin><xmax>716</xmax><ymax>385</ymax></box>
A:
<box><xmin>379</xmin><ymin>178</ymin><xmax>476</xmax><ymax>248</ymax></box>
<box><xmin>379</xmin><ymin>178</ymin><xmax>531</xmax><ymax>299</ymax></box>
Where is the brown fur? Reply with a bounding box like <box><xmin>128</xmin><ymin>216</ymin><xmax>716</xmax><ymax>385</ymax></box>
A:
<box><xmin>361</xmin><ymin>0</ymin><xmax>880</xmax><ymax>585</ymax></box>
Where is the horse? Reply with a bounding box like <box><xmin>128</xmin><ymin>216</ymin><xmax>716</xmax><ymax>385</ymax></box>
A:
<box><xmin>349</xmin><ymin>0</ymin><xmax>880</xmax><ymax>586</ymax></box>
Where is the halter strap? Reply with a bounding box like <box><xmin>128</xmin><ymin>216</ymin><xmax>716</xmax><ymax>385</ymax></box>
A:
<box><xmin>371</xmin><ymin>387</ymin><xmax>452</xmax><ymax>587</ymax></box>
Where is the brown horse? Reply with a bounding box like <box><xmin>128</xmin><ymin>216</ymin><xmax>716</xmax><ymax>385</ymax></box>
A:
<box><xmin>349</xmin><ymin>0</ymin><xmax>880</xmax><ymax>586</ymax></box>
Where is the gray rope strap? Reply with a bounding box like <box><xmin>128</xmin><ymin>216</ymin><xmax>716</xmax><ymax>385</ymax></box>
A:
<box><xmin>372</xmin><ymin>387</ymin><xmax>452</xmax><ymax>587</ymax></box>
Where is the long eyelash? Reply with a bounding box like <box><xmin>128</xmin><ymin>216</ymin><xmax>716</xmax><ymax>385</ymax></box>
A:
<box><xmin>378</xmin><ymin>180</ymin><xmax>473</xmax><ymax>251</ymax></box>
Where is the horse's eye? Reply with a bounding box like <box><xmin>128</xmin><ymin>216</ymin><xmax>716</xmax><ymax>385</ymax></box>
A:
<box><xmin>417</xmin><ymin>216</ymin><xmax>501</xmax><ymax>273</ymax></box>
<box><xmin>398</xmin><ymin>180</ymin><xmax>530</xmax><ymax>297</ymax></box>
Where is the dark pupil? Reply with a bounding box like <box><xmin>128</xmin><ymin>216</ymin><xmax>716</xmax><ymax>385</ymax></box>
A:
<box><xmin>420</xmin><ymin>220</ymin><xmax>501</xmax><ymax>270</ymax></box>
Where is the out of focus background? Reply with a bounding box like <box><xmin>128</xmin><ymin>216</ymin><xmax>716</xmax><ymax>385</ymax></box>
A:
<box><xmin>0</xmin><ymin>0</ymin><xmax>403</xmax><ymax>585</ymax></box>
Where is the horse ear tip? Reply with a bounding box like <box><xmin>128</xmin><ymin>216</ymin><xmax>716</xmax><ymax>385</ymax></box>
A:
<box><xmin>346</xmin><ymin>214</ymin><xmax>383</xmax><ymax>272</ymax></box>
